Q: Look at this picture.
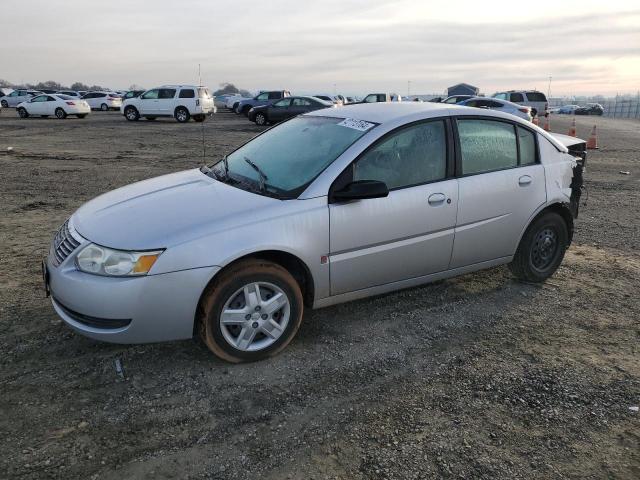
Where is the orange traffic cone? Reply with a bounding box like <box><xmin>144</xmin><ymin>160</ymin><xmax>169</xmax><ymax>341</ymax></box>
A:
<box><xmin>543</xmin><ymin>115</ymin><xmax>550</xmax><ymax>132</ymax></box>
<box><xmin>568</xmin><ymin>117</ymin><xmax>577</xmax><ymax>137</ymax></box>
<box><xmin>532</xmin><ymin>116</ymin><xmax>539</xmax><ymax>126</ymax></box>
<box><xmin>586</xmin><ymin>125</ymin><xmax>598</xmax><ymax>149</ymax></box>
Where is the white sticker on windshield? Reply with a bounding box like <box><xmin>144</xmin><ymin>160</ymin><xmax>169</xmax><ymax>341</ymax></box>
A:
<box><xmin>338</xmin><ymin>118</ymin><xmax>375</xmax><ymax>132</ymax></box>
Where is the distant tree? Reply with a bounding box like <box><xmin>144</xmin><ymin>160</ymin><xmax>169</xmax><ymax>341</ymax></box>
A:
<box><xmin>239</xmin><ymin>89</ymin><xmax>252</xmax><ymax>97</ymax></box>
<box><xmin>33</xmin><ymin>80</ymin><xmax>67</xmax><ymax>90</ymax></box>
<box><xmin>88</xmin><ymin>84</ymin><xmax>105</xmax><ymax>91</ymax></box>
<box><xmin>213</xmin><ymin>82</ymin><xmax>240</xmax><ymax>96</ymax></box>
<box><xmin>0</xmin><ymin>78</ymin><xmax>12</xmax><ymax>87</ymax></box>
<box><xmin>70</xmin><ymin>82</ymin><xmax>90</xmax><ymax>91</ymax></box>
<box><xmin>129</xmin><ymin>84</ymin><xmax>144</xmax><ymax>90</ymax></box>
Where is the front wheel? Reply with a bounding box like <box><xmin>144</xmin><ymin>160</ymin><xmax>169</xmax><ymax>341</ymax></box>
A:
<box><xmin>55</xmin><ymin>108</ymin><xmax>67</xmax><ymax>119</ymax></box>
<box><xmin>509</xmin><ymin>212</ymin><xmax>568</xmax><ymax>283</ymax></box>
<box><xmin>174</xmin><ymin>107</ymin><xmax>190</xmax><ymax>123</ymax></box>
<box><xmin>124</xmin><ymin>106</ymin><xmax>139</xmax><ymax>121</ymax></box>
<box><xmin>17</xmin><ymin>107</ymin><xmax>29</xmax><ymax>118</ymax></box>
<box><xmin>199</xmin><ymin>260</ymin><xmax>304</xmax><ymax>363</ymax></box>
<box><xmin>1</xmin><ymin>100</ymin><xmax>8</xmax><ymax>108</ymax></box>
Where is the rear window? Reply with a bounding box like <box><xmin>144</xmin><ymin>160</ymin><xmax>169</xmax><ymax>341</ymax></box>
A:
<box><xmin>179</xmin><ymin>89</ymin><xmax>195</xmax><ymax>98</ymax></box>
<box><xmin>158</xmin><ymin>89</ymin><xmax>176</xmax><ymax>99</ymax></box>
<box><xmin>509</xmin><ymin>93</ymin><xmax>524</xmax><ymax>102</ymax></box>
<box><xmin>56</xmin><ymin>95</ymin><xmax>74</xmax><ymax>100</ymax></box>
<box><xmin>525</xmin><ymin>92</ymin><xmax>547</xmax><ymax>102</ymax></box>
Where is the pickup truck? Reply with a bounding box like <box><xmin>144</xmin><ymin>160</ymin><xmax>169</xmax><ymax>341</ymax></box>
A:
<box><xmin>361</xmin><ymin>93</ymin><xmax>402</xmax><ymax>103</ymax></box>
<box><xmin>236</xmin><ymin>90</ymin><xmax>291</xmax><ymax>116</ymax></box>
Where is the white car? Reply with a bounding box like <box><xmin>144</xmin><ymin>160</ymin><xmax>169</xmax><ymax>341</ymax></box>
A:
<box><xmin>56</xmin><ymin>91</ymin><xmax>83</xmax><ymax>99</ymax></box>
<box><xmin>16</xmin><ymin>94</ymin><xmax>90</xmax><ymax>119</ymax></box>
<box><xmin>492</xmin><ymin>90</ymin><xmax>548</xmax><ymax>117</ymax></box>
<box><xmin>81</xmin><ymin>92</ymin><xmax>123</xmax><ymax>111</ymax></box>
<box><xmin>460</xmin><ymin>97</ymin><xmax>532</xmax><ymax>122</ymax></box>
<box><xmin>1</xmin><ymin>89</ymin><xmax>42</xmax><ymax>107</ymax></box>
<box><xmin>121</xmin><ymin>85</ymin><xmax>215</xmax><ymax>123</ymax></box>
<box><xmin>214</xmin><ymin>93</ymin><xmax>241</xmax><ymax>109</ymax></box>
<box><xmin>226</xmin><ymin>94</ymin><xmax>251</xmax><ymax>111</ymax></box>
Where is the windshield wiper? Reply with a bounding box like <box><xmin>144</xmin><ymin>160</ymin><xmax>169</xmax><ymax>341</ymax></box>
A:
<box><xmin>243</xmin><ymin>156</ymin><xmax>268</xmax><ymax>192</ymax></box>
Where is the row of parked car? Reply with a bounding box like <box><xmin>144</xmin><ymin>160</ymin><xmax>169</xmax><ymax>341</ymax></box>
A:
<box><xmin>551</xmin><ymin>103</ymin><xmax>604</xmax><ymax>115</ymax></box>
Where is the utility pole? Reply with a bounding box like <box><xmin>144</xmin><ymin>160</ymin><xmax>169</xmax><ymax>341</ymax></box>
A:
<box><xmin>408</xmin><ymin>80</ymin><xmax>411</xmax><ymax>97</ymax></box>
<box><xmin>547</xmin><ymin>76</ymin><xmax>552</xmax><ymax>99</ymax></box>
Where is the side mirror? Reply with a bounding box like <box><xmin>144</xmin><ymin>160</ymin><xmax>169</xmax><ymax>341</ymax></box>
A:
<box><xmin>331</xmin><ymin>180</ymin><xmax>389</xmax><ymax>202</ymax></box>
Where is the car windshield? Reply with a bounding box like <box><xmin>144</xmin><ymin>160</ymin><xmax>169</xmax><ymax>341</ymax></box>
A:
<box><xmin>206</xmin><ymin>116</ymin><xmax>374</xmax><ymax>199</ymax></box>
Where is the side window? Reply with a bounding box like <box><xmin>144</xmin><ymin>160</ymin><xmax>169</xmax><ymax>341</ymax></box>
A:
<box><xmin>517</xmin><ymin>127</ymin><xmax>537</xmax><ymax>165</ymax></box>
<box><xmin>46</xmin><ymin>96</ymin><xmax>56</xmax><ymax>101</ymax></box>
<box><xmin>178</xmin><ymin>89</ymin><xmax>194</xmax><ymax>98</ymax></box>
<box><xmin>354</xmin><ymin>121</ymin><xmax>447</xmax><ymax>189</ymax></box>
<box><xmin>525</xmin><ymin>92</ymin><xmax>547</xmax><ymax>102</ymax></box>
<box><xmin>256</xmin><ymin>93</ymin><xmax>269</xmax><ymax>100</ymax></box>
<box><xmin>268</xmin><ymin>92</ymin><xmax>281</xmax><ymax>99</ymax></box>
<box><xmin>494</xmin><ymin>93</ymin><xmax>507</xmax><ymax>100</ymax></box>
<box><xmin>465</xmin><ymin>100</ymin><xmax>478</xmax><ymax>107</ymax></box>
<box><xmin>273</xmin><ymin>99</ymin><xmax>291</xmax><ymax>107</ymax></box>
<box><xmin>141</xmin><ymin>89</ymin><xmax>159</xmax><ymax>100</ymax></box>
<box><xmin>488</xmin><ymin>100</ymin><xmax>504</xmax><ymax>108</ymax></box>
<box><xmin>458</xmin><ymin>119</ymin><xmax>517</xmax><ymax>175</ymax></box>
<box><xmin>364</xmin><ymin>95</ymin><xmax>377</xmax><ymax>103</ymax></box>
<box><xmin>293</xmin><ymin>98</ymin><xmax>311</xmax><ymax>106</ymax></box>
<box><xmin>159</xmin><ymin>88</ymin><xmax>176</xmax><ymax>99</ymax></box>
<box><xmin>510</xmin><ymin>93</ymin><xmax>524</xmax><ymax>102</ymax></box>
<box><xmin>32</xmin><ymin>95</ymin><xmax>47</xmax><ymax>102</ymax></box>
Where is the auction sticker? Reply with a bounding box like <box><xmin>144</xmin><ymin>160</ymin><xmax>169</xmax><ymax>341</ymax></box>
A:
<box><xmin>338</xmin><ymin>118</ymin><xmax>375</xmax><ymax>132</ymax></box>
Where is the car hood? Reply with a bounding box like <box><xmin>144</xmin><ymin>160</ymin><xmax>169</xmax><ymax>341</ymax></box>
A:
<box><xmin>72</xmin><ymin>168</ymin><xmax>280</xmax><ymax>250</ymax></box>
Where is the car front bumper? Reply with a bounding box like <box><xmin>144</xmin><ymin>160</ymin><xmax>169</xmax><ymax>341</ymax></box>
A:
<box><xmin>46</xmin><ymin>255</ymin><xmax>219</xmax><ymax>344</ymax></box>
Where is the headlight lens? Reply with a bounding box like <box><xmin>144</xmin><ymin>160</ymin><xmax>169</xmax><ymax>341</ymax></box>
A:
<box><xmin>76</xmin><ymin>244</ymin><xmax>162</xmax><ymax>276</ymax></box>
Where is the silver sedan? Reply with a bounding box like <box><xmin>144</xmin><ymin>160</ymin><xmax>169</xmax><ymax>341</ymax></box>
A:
<box><xmin>45</xmin><ymin>102</ymin><xmax>585</xmax><ymax>362</ymax></box>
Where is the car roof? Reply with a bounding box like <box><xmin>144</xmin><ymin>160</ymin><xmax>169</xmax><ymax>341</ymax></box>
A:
<box><xmin>464</xmin><ymin>96</ymin><xmax>524</xmax><ymax>108</ymax></box>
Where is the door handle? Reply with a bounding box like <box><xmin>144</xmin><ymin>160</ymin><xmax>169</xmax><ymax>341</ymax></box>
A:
<box><xmin>428</xmin><ymin>193</ymin><xmax>446</xmax><ymax>205</ymax></box>
<box><xmin>518</xmin><ymin>175</ymin><xmax>532</xmax><ymax>186</ymax></box>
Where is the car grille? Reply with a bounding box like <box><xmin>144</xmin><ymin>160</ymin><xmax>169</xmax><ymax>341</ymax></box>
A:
<box><xmin>52</xmin><ymin>219</ymin><xmax>82</xmax><ymax>267</ymax></box>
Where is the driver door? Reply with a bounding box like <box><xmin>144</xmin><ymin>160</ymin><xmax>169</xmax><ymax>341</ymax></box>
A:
<box><xmin>329</xmin><ymin>119</ymin><xmax>458</xmax><ymax>295</ymax></box>
<box><xmin>138</xmin><ymin>89</ymin><xmax>160</xmax><ymax>115</ymax></box>
<box><xmin>28</xmin><ymin>95</ymin><xmax>47</xmax><ymax>114</ymax></box>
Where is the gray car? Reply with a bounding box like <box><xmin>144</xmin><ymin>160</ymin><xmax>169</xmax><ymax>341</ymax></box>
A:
<box><xmin>45</xmin><ymin>103</ymin><xmax>586</xmax><ymax>362</ymax></box>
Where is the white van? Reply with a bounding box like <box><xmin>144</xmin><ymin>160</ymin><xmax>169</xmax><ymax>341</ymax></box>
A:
<box><xmin>492</xmin><ymin>90</ymin><xmax>548</xmax><ymax>117</ymax></box>
<box><xmin>121</xmin><ymin>85</ymin><xmax>215</xmax><ymax>123</ymax></box>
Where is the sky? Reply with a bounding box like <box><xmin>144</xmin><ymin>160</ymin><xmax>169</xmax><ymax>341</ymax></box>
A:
<box><xmin>1</xmin><ymin>0</ymin><xmax>638</xmax><ymax>97</ymax></box>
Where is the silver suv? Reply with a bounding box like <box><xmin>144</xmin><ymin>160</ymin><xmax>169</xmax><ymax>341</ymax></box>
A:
<box><xmin>44</xmin><ymin>103</ymin><xmax>585</xmax><ymax>362</ymax></box>
<box><xmin>492</xmin><ymin>90</ymin><xmax>548</xmax><ymax>117</ymax></box>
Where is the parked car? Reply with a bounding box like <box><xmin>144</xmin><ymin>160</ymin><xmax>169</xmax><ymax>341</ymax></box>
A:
<box><xmin>44</xmin><ymin>102</ymin><xmax>585</xmax><ymax>362</ymax></box>
<box><xmin>442</xmin><ymin>95</ymin><xmax>473</xmax><ymax>104</ymax></box>
<box><xmin>39</xmin><ymin>89</ymin><xmax>59</xmax><ymax>94</ymax></box>
<box><xmin>553</xmin><ymin>104</ymin><xmax>581</xmax><ymax>114</ymax></box>
<box><xmin>122</xmin><ymin>90</ymin><xmax>145</xmax><ymax>101</ymax></box>
<box><xmin>248</xmin><ymin>96</ymin><xmax>334</xmax><ymax>125</ymax></box>
<box><xmin>121</xmin><ymin>85</ymin><xmax>214</xmax><ymax>123</ymax></box>
<box><xmin>236</xmin><ymin>90</ymin><xmax>292</xmax><ymax>116</ymax></box>
<box><xmin>313</xmin><ymin>94</ymin><xmax>340</xmax><ymax>104</ymax></box>
<box><xmin>226</xmin><ymin>94</ymin><xmax>251</xmax><ymax>111</ymax></box>
<box><xmin>81</xmin><ymin>92</ymin><xmax>123</xmax><ymax>111</ymax></box>
<box><xmin>214</xmin><ymin>93</ymin><xmax>241</xmax><ymax>109</ymax></box>
<box><xmin>56</xmin><ymin>90</ymin><xmax>83</xmax><ymax>99</ymax></box>
<box><xmin>459</xmin><ymin>97</ymin><xmax>532</xmax><ymax>121</ymax></box>
<box><xmin>492</xmin><ymin>90</ymin><xmax>548</xmax><ymax>117</ymax></box>
<box><xmin>575</xmin><ymin>103</ymin><xmax>604</xmax><ymax>116</ymax></box>
<box><xmin>362</xmin><ymin>93</ymin><xmax>402</xmax><ymax>103</ymax></box>
<box><xmin>1</xmin><ymin>89</ymin><xmax>42</xmax><ymax>107</ymax></box>
<box><xmin>16</xmin><ymin>94</ymin><xmax>90</xmax><ymax>119</ymax></box>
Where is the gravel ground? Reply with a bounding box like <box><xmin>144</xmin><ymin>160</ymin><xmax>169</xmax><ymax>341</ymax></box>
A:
<box><xmin>0</xmin><ymin>109</ymin><xmax>638</xmax><ymax>479</ymax></box>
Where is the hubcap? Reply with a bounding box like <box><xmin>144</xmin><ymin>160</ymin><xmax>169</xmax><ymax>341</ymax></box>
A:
<box><xmin>220</xmin><ymin>282</ymin><xmax>290</xmax><ymax>352</ymax></box>
<box><xmin>257</xmin><ymin>114</ymin><xmax>265</xmax><ymax>125</ymax></box>
<box><xmin>531</xmin><ymin>227</ymin><xmax>558</xmax><ymax>270</ymax></box>
<box><xmin>177</xmin><ymin>110</ymin><xmax>187</xmax><ymax>121</ymax></box>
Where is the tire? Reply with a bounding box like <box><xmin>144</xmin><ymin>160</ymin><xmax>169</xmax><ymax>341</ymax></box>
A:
<box><xmin>17</xmin><ymin>107</ymin><xmax>29</xmax><ymax>118</ymax></box>
<box><xmin>255</xmin><ymin>112</ymin><xmax>267</xmax><ymax>126</ymax></box>
<box><xmin>530</xmin><ymin>108</ymin><xmax>538</xmax><ymax>117</ymax></box>
<box><xmin>193</xmin><ymin>114</ymin><xmax>205</xmax><ymax>122</ymax></box>
<box><xmin>100</xmin><ymin>103</ymin><xmax>109</xmax><ymax>111</ymax></box>
<box><xmin>174</xmin><ymin>107</ymin><xmax>190</xmax><ymax>123</ymax></box>
<box><xmin>1</xmin><ymin>100</ymin><xmax>7</xmax><ymax>108</ymax></box>
<box><xmin>145</xmin><ymin>116</ymin><xmax>156</xmax><ymax>121</ymax></box>
<box><xmin>509</xmin><ymin>212</ymin><xmax>568</xmax><ymax>283</ymax></box>
<box><xmin>199</xmin><ymin>259</ymin><xmax>304</xmax><ymax>363</ymax></box>
<box><xmin>232</xmin><ymin>102</ymin><xmax>240</xmax><ymax>112</ymax></box>
<box><xmin>124</xmin><ymin>106</ymin><xmax>139</xmax><ymax>121</ymax></box>
<box><xmin>241</xmin><ymin>105</ymin><xmax>251</xmax><ymax>117</ymax></box>
<box><xmin>77</xmin><ymin>114</ymin><xmax>87</xmax><ymax>119</ymax></box>
<box><xmin>55</xmin><ymin>108</ymin><xmax>67</xmax><ymax>119</ymax></box>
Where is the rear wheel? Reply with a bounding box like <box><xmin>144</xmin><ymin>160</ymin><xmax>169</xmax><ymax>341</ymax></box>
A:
<box><xmin>199</xmin><ymin>259</ymin><xmax>304</xmax><ymax>363</ymax></box>
<box><xmin>100</xmin><ymin>103</ymin><xmax>109</xmax><ymax>111</ymax></box>
<box><xmin>1</xmin><ymin>100</ymin><xmax>8</xmax><ymax>108</ymax></box>
<box><xmin>509</xmin><ymin>212</ymin><xmax>568</xmax><ymax>282</ymax></box>
<box><xmin>55</xmin><ymin>108</ymin><xmax>67</xmax><ymax>119</ymax></box>
<box><xmin>17</xmin><ymin>107</ymin><xmax>29</xmax><ymax>118</ymax></box>
<box><xmin>77</xmin><ymin>114</ymin><xmax>87</xmax><ymax>119</ymax></box>
<box><xmin>175</xmin><ymin>107</ymin><xmax>190</xmax><ymax>123</ymax></box>
<box><xmin>255</xmin><ymin>112</ymin><xmax>267</xmax><ymax>126</ymax></box>
<box><xmin>124</xmin><ymin>106</ymin><xmax>139</xmax><ymax>121</ymax></box>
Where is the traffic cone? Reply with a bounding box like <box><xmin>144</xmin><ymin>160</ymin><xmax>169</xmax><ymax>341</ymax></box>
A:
<box><xmin>543</xmin><ymin>115</ymin><xmax>550</xmax><ymax>132</ymax></box>
<box><xmin>532</xmin><ymin>116</ymin><xmax>539</xmax><ymax>126</ymax></box>
<box><xmin>568</xmin><ymin>117</ymin><xmax>577</xmax><ymax>137</ymax></box>
<box><xmin>586</xmin><ymin>125</ymin><xmax>598</xmax><ymax>149</ymax></box>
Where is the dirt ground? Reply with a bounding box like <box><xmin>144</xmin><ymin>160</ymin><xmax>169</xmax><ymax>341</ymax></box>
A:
<box><xmin>0</xmin><ymin>108</ymin><xmax>638</xmax><ymax>480</ymax></box>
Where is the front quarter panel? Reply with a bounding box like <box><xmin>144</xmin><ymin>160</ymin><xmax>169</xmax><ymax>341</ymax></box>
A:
<box><xmin>151</xmin><ymin>196</ymin><xmax>331</xmax><ymax>300</ymax></box>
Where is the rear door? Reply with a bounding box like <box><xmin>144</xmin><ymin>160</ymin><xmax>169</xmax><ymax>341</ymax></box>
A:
<box><xmin>329</xmin><ymin>119</ymin><xmax>458</xmax><ymax>295</ymax></box>
<box><xmin>156</xmin><ymin>88</ymin><xmax>176</xmax><ymax>115</ymax></box>
<box><xmin>450</xmin><ymin>117</ymin><xmax>546</xmax><ymax>268</ymax></box>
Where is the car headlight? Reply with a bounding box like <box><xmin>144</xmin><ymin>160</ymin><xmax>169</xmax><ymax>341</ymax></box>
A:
<box><xmin>76</xmin><ymin>244</ymin><xmax>163</xmax><ymax>276</ymax></box>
